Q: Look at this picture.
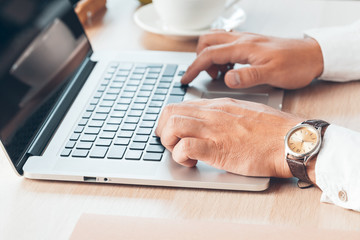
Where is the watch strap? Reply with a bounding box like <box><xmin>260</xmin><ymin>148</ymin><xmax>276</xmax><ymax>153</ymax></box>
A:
<box><xmin>286</xmin><ymin>156</ymin><xmax>313</xmax><ymax>187</ymax></box>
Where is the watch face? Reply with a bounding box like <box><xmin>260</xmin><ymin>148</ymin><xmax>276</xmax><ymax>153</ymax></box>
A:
<box><xmin>287</xmin><ymin>126</ymin><xmax>319</xmax><ymax>155</ymax></box>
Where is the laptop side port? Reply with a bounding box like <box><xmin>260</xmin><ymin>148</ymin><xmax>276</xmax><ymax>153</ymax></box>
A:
<box><xmin>83</xmin><ymin>176</ymin><xmax>97</xmax><ymax>182</ymax></box>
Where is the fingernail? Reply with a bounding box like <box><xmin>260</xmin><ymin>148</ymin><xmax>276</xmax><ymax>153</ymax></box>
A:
<box><xmin>229</xmin><ymin>72</ymin><xmax>240</xmax><ymax>86</ymax></box>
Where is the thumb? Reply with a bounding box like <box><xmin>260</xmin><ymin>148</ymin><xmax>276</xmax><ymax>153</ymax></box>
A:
<box><xmin>224</xmin><ymin>66</ymin><xmax>267</xmax><ymax>89</ymax></box>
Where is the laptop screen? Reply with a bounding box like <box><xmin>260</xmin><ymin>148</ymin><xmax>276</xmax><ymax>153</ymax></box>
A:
<box><xmin>0</xmin><ymin>0</ymin><xmax>92</xmax><ymax>171</ymax></box>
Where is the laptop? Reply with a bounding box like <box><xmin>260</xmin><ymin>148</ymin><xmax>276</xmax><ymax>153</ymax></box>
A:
<box><xmin>0</xmin><ymin>0</ymin><xmax>283</xmax><ymax>191</ymax></box>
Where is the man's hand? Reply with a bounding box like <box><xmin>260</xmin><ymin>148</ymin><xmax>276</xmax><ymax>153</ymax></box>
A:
<box><xmin>181</xmin><ymin>31</ymin><xmax>324</xmax><ymax>89</ymax></box>
<box><xmin>155</xmin><ymin>98</ymin><xmax>304</xmax><ymax>178</ymax></box>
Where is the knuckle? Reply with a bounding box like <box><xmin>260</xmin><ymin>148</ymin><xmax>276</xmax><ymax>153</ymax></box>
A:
<box><xmin>245</xmin><ymin>67</ymin><xmax>261</xmax><ymax>83</ymax></box>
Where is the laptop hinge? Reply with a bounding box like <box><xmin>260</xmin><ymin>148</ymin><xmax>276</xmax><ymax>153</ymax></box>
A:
<box><xmin>26</xmin><ymin>56</ymin><xmax>96</xmax><ymax>157</ymax></box>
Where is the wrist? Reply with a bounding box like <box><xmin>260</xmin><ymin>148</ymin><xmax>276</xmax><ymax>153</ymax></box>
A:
<box><xmin>304</xmin><ymin>37</ymin><xmax>324</xmax><ymax>79</ymax></box>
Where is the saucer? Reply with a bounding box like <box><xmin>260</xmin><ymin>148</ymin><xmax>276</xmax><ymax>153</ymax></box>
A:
<box><xmin>133</xmin><ymin>3</ymin><xmax>246</xmax><ymax>40</ymax></box>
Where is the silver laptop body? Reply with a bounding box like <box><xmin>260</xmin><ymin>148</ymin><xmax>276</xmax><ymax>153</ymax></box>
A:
<box><xmin>0</xmin><ymin>0</ymin><xmax>283</xmax><ymax>191</ymax></box>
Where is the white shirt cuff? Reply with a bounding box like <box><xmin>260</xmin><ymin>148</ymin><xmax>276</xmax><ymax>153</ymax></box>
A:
<box><xmin>304</xmin><ymin>20</ymin><xmax>360</xmax><ymax>81</ymax></box>
<box><xmin>316</xmin><ymin>124</ymin><xmax>360</xmax><ymax>211</ymax></box>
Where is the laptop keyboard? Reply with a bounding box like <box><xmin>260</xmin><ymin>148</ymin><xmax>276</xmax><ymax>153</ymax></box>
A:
<box><xmin>60</xmin><ymin>62</ymin><xmax>187</xmax><ymax>162</ymax></box>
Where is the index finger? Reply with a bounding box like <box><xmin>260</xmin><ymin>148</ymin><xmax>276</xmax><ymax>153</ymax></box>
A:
<box><xmin>181</xmin><ymin>42</ymin><xmax>251</xmax><ymax>85</ymax></box>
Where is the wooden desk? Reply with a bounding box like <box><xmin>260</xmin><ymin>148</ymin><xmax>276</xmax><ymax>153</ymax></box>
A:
<box><xmin>1</xmin><ymin>0</ymin><xmax>360</xmax><ymax>239</ymax></box>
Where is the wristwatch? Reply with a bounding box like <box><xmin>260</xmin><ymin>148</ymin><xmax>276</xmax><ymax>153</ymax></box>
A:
<box><xmin>284</xmin><ymin>120</ymin><xmax>329</xmax><ymax>188</ymax></box>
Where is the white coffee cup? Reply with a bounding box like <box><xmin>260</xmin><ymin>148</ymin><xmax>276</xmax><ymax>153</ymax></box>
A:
<box><xmin>153</xmin><ymin>0</ymin><xmax>233</xmax><ymax>31</ymax></box>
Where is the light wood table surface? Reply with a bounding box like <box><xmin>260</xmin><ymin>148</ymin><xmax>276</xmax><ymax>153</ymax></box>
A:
<box><xmin>1</xmin><ymin>0</ymin><xmax>360</xmax><ymax>239</ymax></box>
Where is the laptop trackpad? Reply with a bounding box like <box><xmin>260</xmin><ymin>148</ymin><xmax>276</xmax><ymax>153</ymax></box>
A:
<box><xmin>201</xmin><ymin>92</ymin><xmax>269</xmax><ymax>104</ymax></box>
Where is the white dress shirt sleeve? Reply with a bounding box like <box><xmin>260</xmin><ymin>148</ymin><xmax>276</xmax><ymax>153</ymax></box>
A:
<box><xmin>303</xmin><ymin>21</ymin><xmax>360</xmax><ymax>211</ymax></box>
<box><xmin>304</xmin><ymin>20</ymin><xmax>360</xmax><ymax>81</ymax></box>
<box><xmin>316</xmin><ymin>125</ymin><xmax>360</xmax><ymax>212</ymax></box>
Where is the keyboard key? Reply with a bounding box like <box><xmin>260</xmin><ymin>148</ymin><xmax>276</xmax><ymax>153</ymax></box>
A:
<box><xmin>128</xmin><ymin>110</ymin><xmax>143</xmax><ymax>117</ymax></box>
<box><xmin>107</xmin><ymin>88</ymin><xmax>121</xmax><ymax>95</ymax></box>
<box><xmin>152</xmin><ymin>94</ymin><xmax>166</xmax><ymax>101</ymax></box>
<box><xmin>146</xmin><ymin>107</ymin><xmax>161</xmax><ymax>114</ymax></box>
<box><xmin>133</xmin><ymin>68</ymin><xmax>146</xmax><ymax>74</ymax></box>
<box><xmin>117</xmin><ymin>70</ymin><xmax>130</xmax><ymax>76</ymax></box>
<box><xmin>100</xmin><ymin>132</ymin><xmax>116</xmax><ymax>139</ymax></box>
<box><xmin>143</xmin><ymin>114</ymin><xmax>158</xmax><ymax>121</ymax></box>
<box><xmin>96</xmin><ymin>139</ymin><xmax>112</xmax><ymax>147</ymax></box>
<box><xmin>76</xmin><ymin>142</ymin><xmax>93</xmax><ymax>150</ymax></box>
<box><xmin>60</xmin><ymin>149</ymin><xmax>72</xmax><ymax>157</ymax></box>
<box><xmin>80</xmin><ymin>135</ymin><xmax>97</xmax><ymax>142</ymax></box>
<box><xmin>127</xmin><ymin>80</ymin><xmax>141</xmax><ymax>86</ymax></box>
<box><xmin>160</xmin><ymin>77</ymin><xmax>173</xmax><ymax>83</ymax></box>
<box><xmin>130</xmin><ymin>74</ymin><xmax>143</xmax><ymax>80</ymax></box>
<box><xmin>140</xmin><ymin>85</ymin><xmax>154</xmax><ymax>91</ymax></box>
<box><xmin>137</xmin><ymin>91</ymin><xmax>152</xmax><ymax>97</ymax></box>
<box><xmin>140</xmin><ymin>121</ymin><xmax>155</xmax><ymax>128</ymax></box>
<box><xmin>101</xmin><ymin>80</ymin><xmax>110</xmax><ymax>86</ymax></box>
<box><xmin>125</xmin><ymin>117</ymin><xmax>140</xmax><ymax>124</ymax></box>
<box><xmin>118</xmin><ymin>131</ymin><xmax>134</xmax><ymax>138</ymax></box>
<box><xmin>146</xmin><ymin>73</ymin><xmax>159</xmax><ymax>79</ymax></box>
<box><xmin>143</xmin><ymin>153</ymin><xmax>162</xmax><ymax>161</ymax></box>
<box><xmin>90</xmin><ymin>98</ymin><xmax>99</xmax><ymax>105</ymax></box>
<box><xmin>110</xmin><ymin>82</ymin><xmax>124</xmax><ymax>89</ymax></box>
<box><xmin>84</xmin><ymin>127</ymin><xmax>100</xmax><ymax>135</ymax></box>
<box><xmin>167</xmin><ymin>95</ymin><xmax>184</xmax><ymax>104</ymax></box>
<box><xmin>110</xmin><ymin>111</ymin><xmax>126</xmax><ymax>118</ymax></box>
<box><xmin>74</xmin><ymin>126</ymin><xmax>84</xmax><ymax>133</ymax></box>
<box><xmin>149</xmin><ymin>137</ymin><xmax>162</xmax><ymax>145</ymax></box>
<box><xmin>114</xmin><ymin>76</ymin><xmax>127</xmax><ymax>82</ymax></box>
<box><xmin>118</xmin><ymin>98</ymin><xmax>132</xmax><ymax>105</ymax></box>
<box><xmin>170</xmin><ymin>87</ymin><xmax>187</xmax><ymax>96</ymax></box>
<box><xmin>92</xmin><ymin>114</ymin><xmax>107</xmax><ymax>121</ymax></box>
<box><xmin>125</xmin><ymin>150</ymin><xmax>143</xmax><ymax>160</ymax></box>
<box><xmin>121</xmin><ymin>92</ymin><xmax>135</xmax><ymax>98</ymax></box>
<box><xmin>158</xmin><ymin>82</ymin><xmax>171</xmax><ymax>89</ymax></box>
<box><xmin>90</xmin><ymin>146</ymin><xmax>108</xmax><ymax>158</ymax></box>
<box><xmin>134</xmin><ymin>97</ymin><xmax>148</xmax><ymax>104</ymax></box>
<box><xmin>72</xmin><ymin>149</ymin><xmax>89</xmax><ymax>158</ymax></box>
<box><xmin>144</xmin><ymin>63</ymin><xmax>163</xmax><ymax>68</ymax></box>
<box><xmin>114</xmin><ymin>104</ymin><xmax>128</xmax><ymax>111</ymax></box>
<box><xmin>88</xmin><ymin>120</ymin><xmax>104</xmax><ymax>128</ymax></box>
<box><xmin>178</xmin><ymin>70</ymin><xmax>186</xmax><ymax>76</ymax></box>
<box><xmin>131</xmin><ymin>104</ymin><xmax>146</xmax><ymax>110</ymax></box>
<box><xmin>114</xmin><ymin>138</ymin><xmax>130</xmax><ymax>146</ymax></box>
<box><xmin>107</xmin><ymin>146</ymin><xmax>127</xmax><ymax>159</ymax></box>
<box><xmin>124</xmin><ymin>86</ymin><xmax>137</xmax><ymax>92</ymax></box>
<box><xmin>129</xmin><ymin>142</ymin><xmax>146</xmax><ymax>150</ymax></box>
<box><xmin>96</xmin><ymin>107</ymin><xmax>111</xmax><ymax>114</ymax></box>
<box><xmin>143</xmin><ymin>79</ymin><xmax>156</xmax><ymax>85</ymax></box>
<box><xmin>83</xmin><ymin>112</ymin><xmax>92</xmax><ymax>119</ymax></box>
<box><xmin>107</xmin><ymin>118</ymin><xmax>123</xmax><ymax>125</ymax></box>
<box><xmin>146</xmin><ymin>145</ymin><xmax>165</xmax><ymax>153</ymax></box>
<box><xmin>65</xmin><ymin>141</ymin><xmax>76</xmax><ymax>149</ymax></box>
<box><xmin>136</xmin><ymin>128</ymin><xmax>152</xmax><ymax>135</ymax></box>
<box><xmin>148</xmin><ymin>67</ymin><xmax>162</xmax><ymax>74</ymax></box>
<box><xmin>70</xmin><ymin>133</ymin><xmax>80</xmax><ymax>141</ymax></box>
<box><xmin>78</xmin><ymin>119</ymin><xmax>88</xmax><ymax>126</ymax></box>
<box><xmin>100</xmin><ymin>101</ymin><xmax>115</xmax><ymax>108</ymax></box>
<box><xmin>103</xmin><ymin>94</ymin><xmax>117</xmax><ymax>101</ymax></box>
<box><xmin>94</xmin><ymin>92</ymin><xmax>103</xmax><ymax>98</ymax></box>
<box><xmin>149</xmin><ymin>101</ymin><xmax>163</xmax><ymax>108</ymax></box>
<box><xmin>121</xmin><ymin>124</ymin><xmax>137</xmax><ymax>131</ymax></box>
<box><xmin>163</xmin><ymin>64</ymin><xmax>178</xmax><ymax>77</ymax></box>
<box><xmin>103</xmin><ymin>124</ymin><xmax>119</xmax><ymax>132</ymax></box>
<box><xmin>86</xmin><ymin>105</ymin><xmax>96</xmax><ymax>112</ymax></box>
<box><xmin>155</xmin><ymin>89</ymin><xmax>168</xmax><ymax>95</ymax></box>
<box><xmin>133</xmin><ymin>135</ymin><xmax>149</xmax><ymax>143</ymax></box>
